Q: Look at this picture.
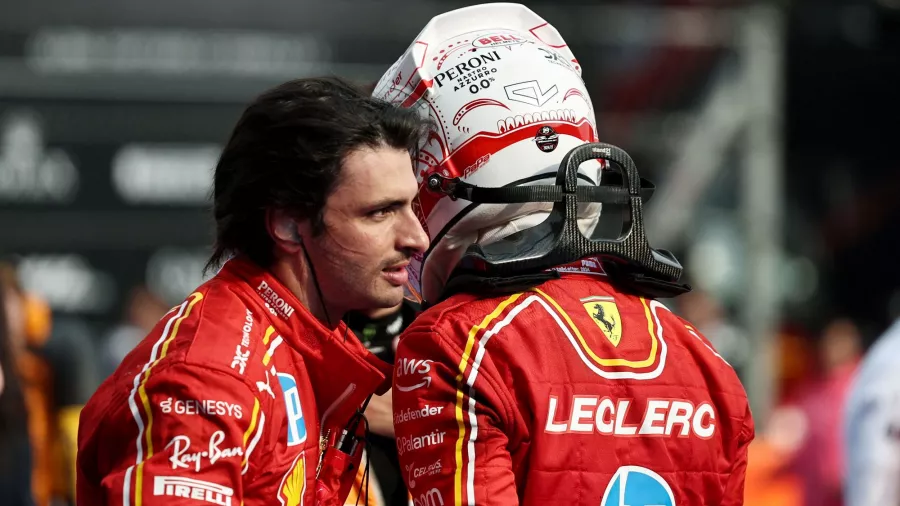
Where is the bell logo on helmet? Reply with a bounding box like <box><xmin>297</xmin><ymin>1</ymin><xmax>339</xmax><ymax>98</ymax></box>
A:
<box><xmin>473</xmin><ymin>33</ymin><xmax>528</xmax><ymax>48</ymax></box>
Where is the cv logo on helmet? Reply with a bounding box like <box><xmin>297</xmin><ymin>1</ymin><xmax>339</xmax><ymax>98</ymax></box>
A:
<box><xmin>601</xmin><ymin>466</ymin><xmax>675</xmax><ymax>506</ymax></box>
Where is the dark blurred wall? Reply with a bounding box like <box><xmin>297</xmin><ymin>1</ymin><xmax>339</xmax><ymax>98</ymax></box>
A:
<box><xmin>786</xmin><ymin>0</ymin><xmax>900</xmax><ymax>337</ymax></box>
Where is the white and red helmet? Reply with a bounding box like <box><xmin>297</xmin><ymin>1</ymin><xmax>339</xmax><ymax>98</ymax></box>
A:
<box><xmin>374</xmin><ymin>3</ymin><xmax>603</xmax><ymax>303</ymax></box>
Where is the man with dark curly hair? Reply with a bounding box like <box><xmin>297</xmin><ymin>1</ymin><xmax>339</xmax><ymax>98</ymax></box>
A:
<box><xmin>77</xmin><ymin>77</ymin><xmax>431</xmax><ymax>506</ymax></box>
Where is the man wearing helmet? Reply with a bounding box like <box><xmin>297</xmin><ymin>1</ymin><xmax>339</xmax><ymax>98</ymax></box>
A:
<box><xmin>374</xmin><ymin>4</ymin><xmax>753</xmax><ymax>505</ymax></box>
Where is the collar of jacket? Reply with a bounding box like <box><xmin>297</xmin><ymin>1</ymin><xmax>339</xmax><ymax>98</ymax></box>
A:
<box><xmin>219</xmin><ymin>256</ymin><xmax>392</xmax><ymax>426</ymax></box>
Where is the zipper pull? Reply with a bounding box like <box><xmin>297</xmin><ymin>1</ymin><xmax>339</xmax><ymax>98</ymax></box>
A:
<box><xmin>315</xmin><ymin>428</ymin><xmax>331</xmax><ymax>479</ymax></box>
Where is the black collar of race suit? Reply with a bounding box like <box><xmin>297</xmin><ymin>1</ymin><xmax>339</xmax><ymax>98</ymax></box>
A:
<box><xmin>425</xmin><ymin>142</ymin><xmax>691</xmax><ymax>304</ymax></box>
<box><xmin>430</xmin><ymin>260</ymin><xmax>691</xmax><ymax>308</ymax></box>
<box><xmin>433</xmin><ymin>270</ymin><xmax>561</xmax><ymax>306</ymax></box>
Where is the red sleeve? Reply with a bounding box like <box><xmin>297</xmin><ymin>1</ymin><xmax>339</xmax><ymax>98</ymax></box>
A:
<box><xmin>393</xmin><ymin>326</ymin><xmax>519</xmax><ymax>506</ymax></box>
<box><xmin>722</xmin><ymin>402</ymin><xmax>754</xmax><ymax>505</ymax></box>
<box><xmin>96</xmin><ymin>363</ymin><xmax>264</xmax><ymax>506</ymax></box>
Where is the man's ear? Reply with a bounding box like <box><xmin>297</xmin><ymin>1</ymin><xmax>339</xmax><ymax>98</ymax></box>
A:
<box><xmin>265</xmin><ymin>208</ymin><xmax>304</xmax><ymax>253</ymax></box>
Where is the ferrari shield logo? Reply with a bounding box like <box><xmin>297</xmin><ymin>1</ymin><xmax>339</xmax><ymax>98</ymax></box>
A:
<box><xmin>582</xmin><ymin>296</ymin><xmax>622</xmax><ymax>347</ymax></box>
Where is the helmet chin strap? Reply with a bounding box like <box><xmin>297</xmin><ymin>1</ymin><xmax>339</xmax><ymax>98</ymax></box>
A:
<box><xmin>424</xmin><ymin>142</ymin><xmax>690</xmax><ymax>301</ymax></box>
<box><xmin>477</xmin><ymin>203</ymin><xmax>604</xmax><ymax>247</ymax></box>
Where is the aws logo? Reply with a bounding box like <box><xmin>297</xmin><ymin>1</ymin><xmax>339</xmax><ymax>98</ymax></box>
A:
<box><xmin>601</xmin><ymin>466</ymin><xmax>674</xmax><ymax>506</ymax></box>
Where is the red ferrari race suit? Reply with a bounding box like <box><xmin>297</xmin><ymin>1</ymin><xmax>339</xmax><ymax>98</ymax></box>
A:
<box><xmin>392</xmin><ymin>260</ymin><xmax>754</xmax><ymax>506</ymax></box>
<box><xmin>77</xmin><ymin>256</ymin><xmax>391</xmax><ymax>506</ymax></box>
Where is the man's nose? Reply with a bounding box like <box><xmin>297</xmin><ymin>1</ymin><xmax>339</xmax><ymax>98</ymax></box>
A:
<box><xmin>397</xmin><ymin>208</ymin><xmax>429</xmax><ymax>255</ymax></box>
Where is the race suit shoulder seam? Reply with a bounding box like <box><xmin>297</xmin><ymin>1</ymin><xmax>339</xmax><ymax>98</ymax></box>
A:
<box><xmin>180</xmin><ymin>284</ymin><xmax>276</xmax><ymax>387</ymax></box>
<box><xmin>419</xmin><ymin>320</ymin><xmax>519</xmax><ymax>441</ymax></box>
<box><xmin>109</xmin><ymin>359</ymin><xmax>263</xmax><ymax>408</ymax></box>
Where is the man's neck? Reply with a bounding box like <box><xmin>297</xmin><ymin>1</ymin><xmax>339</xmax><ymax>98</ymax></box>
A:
<box><xmin>269</xmin><ymin>258</ymin><xmax>343</xmax><ymax>329</ymax></box>
<box><xmin>364</xmin><ymin>303</ymin><xmax>403</xmax><ymax>320</ymax></box>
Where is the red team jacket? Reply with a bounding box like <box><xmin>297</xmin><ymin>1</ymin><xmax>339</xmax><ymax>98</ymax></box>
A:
<box><xmin>393</xmin><ymin>263</ymin><xmax>754</xmax><ymax>505</ymax></box>
<box><xmin>77</xmin><ymin>257</ymin><xmax>391</xmax><ymax>506</ymax></box>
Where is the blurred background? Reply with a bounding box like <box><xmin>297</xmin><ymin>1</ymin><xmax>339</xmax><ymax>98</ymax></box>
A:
<box><xmin>0</xmin><ymin>0</ymin><xmax>897</xmax><ymax>505</ymax></box>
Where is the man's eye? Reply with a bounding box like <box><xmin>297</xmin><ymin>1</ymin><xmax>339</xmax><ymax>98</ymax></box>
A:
<box><xmin>369</xmin><ymin>207</ymin><xmax>393</xmax><ymax>218</ymax></box>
